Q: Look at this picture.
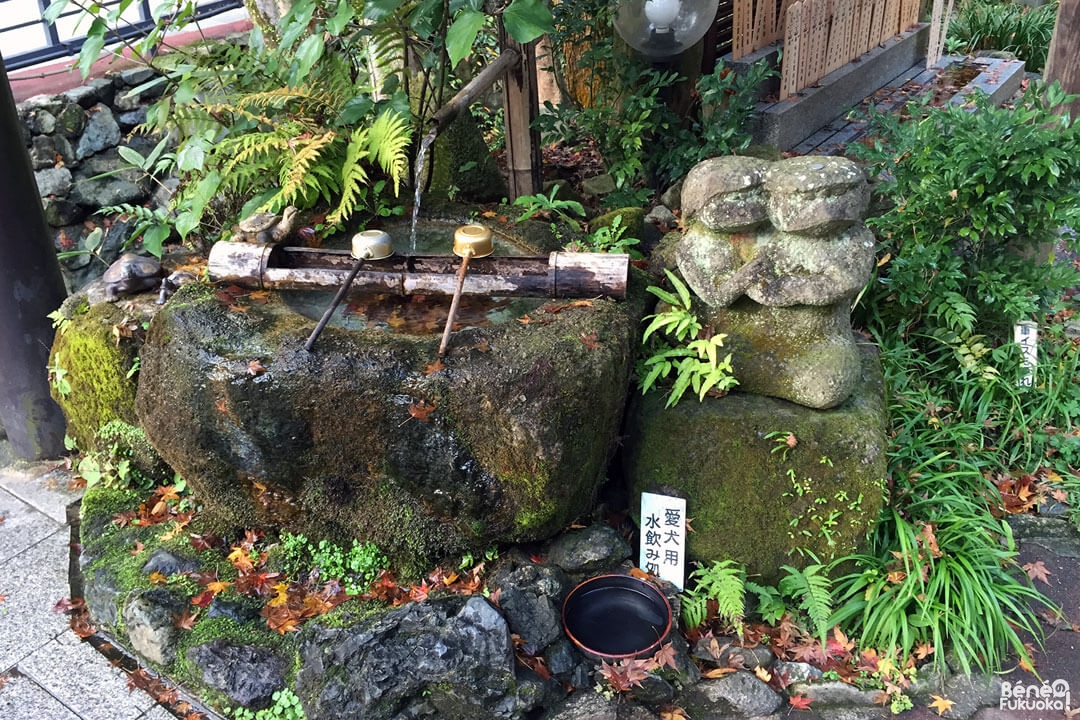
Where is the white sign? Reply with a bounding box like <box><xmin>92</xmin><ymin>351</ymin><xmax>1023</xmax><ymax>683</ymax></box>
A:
<box><xmin>1014</xmin><ymin>321</ymin><xmax>1038</xmax><ymax>387</ymax></box>
<box><xmin>1000</xmin><ymin>679</ymin><xmax>1071</xmax><ymax>712</ymax></box>
<box><xmin>639</xmin><ymin>492</ymin><xmax>687</xmax><ymax>589</ymax></box>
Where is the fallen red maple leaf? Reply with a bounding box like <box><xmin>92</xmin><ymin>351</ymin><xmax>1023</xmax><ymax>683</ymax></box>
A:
<box><xmin>788</xmin><ymin>694</ymin><xmax>814</xmax><ymax>710</ymax></box>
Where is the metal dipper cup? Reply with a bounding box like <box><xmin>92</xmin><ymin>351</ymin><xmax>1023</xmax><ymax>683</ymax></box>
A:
<box><xmin>437</xmin><ymin>224</ymin><xmax>493</xmax><ymax>356</ymax></box>
<box><xmin>304</xmin><ymin>229</ymin><xmax>394</xmax><ymax>352</ymax></box>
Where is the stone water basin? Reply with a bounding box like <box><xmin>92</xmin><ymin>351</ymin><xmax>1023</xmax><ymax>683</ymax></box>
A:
<box><xmin>137</xmin><ymin>221</ymin><xmax>647</xmax><ymax>574</ymax></box>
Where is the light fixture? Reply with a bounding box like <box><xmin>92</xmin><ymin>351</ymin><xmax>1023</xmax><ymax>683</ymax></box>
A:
<box><xmin>613</xmin><ymin>0</ymin><xmax>720</xmax><ymax>60</ymax></box>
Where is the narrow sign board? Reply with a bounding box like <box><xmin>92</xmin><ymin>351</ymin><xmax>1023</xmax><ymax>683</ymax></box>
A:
<box><xmin>639</xmin><ymin>492</ymin><xmax>687</xmax><ymax>590</ymax></box>
<box><xmin>1014</xmin><ymin>321</ymin><xmax>1037</xmax><ymax>387</ymax></box>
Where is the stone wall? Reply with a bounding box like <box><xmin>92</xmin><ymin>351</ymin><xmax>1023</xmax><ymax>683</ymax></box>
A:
<box><xmin>17</xmin><ymin>68</ymin><xmax>170</xmax><ymax>292</ymax></box>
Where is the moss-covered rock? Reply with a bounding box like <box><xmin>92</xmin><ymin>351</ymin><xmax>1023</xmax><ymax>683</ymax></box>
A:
<box><xmin>623</xmin><ymin>345</ymin><xmax>887</xmax><ymax>582</ymax></box>
<box><xmin>135</xmin><ymin>273</ymin><xmax>647</xmax><ymax>576</ymax></box>
<box><xmin>48</xmin><ymin>292</ymin><xmax>158</xmax><ymax>450</ymax></box>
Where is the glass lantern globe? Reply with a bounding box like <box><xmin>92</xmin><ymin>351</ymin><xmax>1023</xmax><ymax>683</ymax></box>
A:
<box><xmin>613</xmin><ymin>0</ymin><xmax>720</xmax><ymax>60</ymax></box>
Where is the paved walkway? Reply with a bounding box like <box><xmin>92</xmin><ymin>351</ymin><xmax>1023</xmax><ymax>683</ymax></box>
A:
<box><xmin>0</xmin><ymin>438</ymin><xmax>172</xmax><ymax>720</ymax></box>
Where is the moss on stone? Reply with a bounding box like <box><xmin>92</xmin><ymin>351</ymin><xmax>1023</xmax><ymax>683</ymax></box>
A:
<box><xmin>624</xmin><ymin>345</ymin><xmax>888</xmax><ymax>582</ymax></box>
<box><xmin>50</xmin><ymin>301</ymin><xmax>147</xmax><ymax>449</ymax></box>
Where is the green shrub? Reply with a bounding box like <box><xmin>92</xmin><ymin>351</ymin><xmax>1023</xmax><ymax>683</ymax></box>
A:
<box><xmin>948</xmin><ymin>0</ymin><xmax>1058</xmax><ymax>72</ymax></box>
<box><xmin>851</xmin><ymin>82</ymin><xmax>1080</xmax><ymax>369</ymax></box>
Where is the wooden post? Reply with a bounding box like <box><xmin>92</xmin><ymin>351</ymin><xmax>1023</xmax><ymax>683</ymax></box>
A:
<box><xmin>1045</xmin><ymin>0</ymin><xmax>1080</xmax><ymax>121</ymax></box>
<box><xmin>499</xmin><ymin>22</ymin><xmax>543</xmax><ymax>201</ymax></box>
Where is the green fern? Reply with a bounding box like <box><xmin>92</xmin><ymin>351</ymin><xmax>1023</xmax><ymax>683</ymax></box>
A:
<box><xmin>681</xmin><ymin>560</ymin><xmax>746</xmax><ymax>635</ymax></box>
<box><xmin>778</xmin><ymin>562</ymin><xmax>834</xmax><ymax>643</ymax></box>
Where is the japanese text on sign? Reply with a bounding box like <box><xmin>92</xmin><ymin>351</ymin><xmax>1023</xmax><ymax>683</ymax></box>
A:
<box><xmin>1014</xmin><ymin>321</ymin><xmax>1037</xmax><ymax>387</ymax></box>
<box><xmin>639</xmin><ymin>492</ymin><xmax>687</xmax><ymax>589</ymax></box>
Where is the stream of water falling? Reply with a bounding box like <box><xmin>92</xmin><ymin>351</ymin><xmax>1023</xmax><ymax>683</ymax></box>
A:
<box><xmin>410</xmin><ymin>127</ymin><xmax>439</xmax><ymax>252</ymax></box>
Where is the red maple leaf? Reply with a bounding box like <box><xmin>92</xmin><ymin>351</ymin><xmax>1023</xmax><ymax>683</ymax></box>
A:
<box><xmin>788</xmin><ymin>694</ymin><xmax>814</xmax><ymax>710</ymax></box>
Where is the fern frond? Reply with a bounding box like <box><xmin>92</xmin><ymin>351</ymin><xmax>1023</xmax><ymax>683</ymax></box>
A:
<box><xmin>238</xmin><ymin>85</ymin><xmax>342</xmax><ymax>120</ymax></box>
<box><xmin>326</xmin><ymin>126</ymin><xmax>371</xmax><ymax>226</ymax></box>
<box><xmin>278</xmin><ymin>130</ymin><xmax>340</xmax><ymax>204</ymax></box>
<box><xmin>779</xmin><ymin>563</ymin><xmax>834</xmax><ymax>643</ymax></box>
<box><xmin>681</xmin><ymin>560</ymin><xmax>746</xmax><ymax>635</ymax></box>
<box><xmin>367</xmin><ymin>110</ymin><xmax>412</xmax><ymax>195</ymax></box>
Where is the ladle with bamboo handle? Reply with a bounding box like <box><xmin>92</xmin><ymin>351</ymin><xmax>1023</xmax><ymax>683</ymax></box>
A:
<box><xmin>438</xmin><ymin>224</ymin><xmax>493</xmax><ymax>356</ymax></box>
<box><xmin>304</xmin><ymin>229</ymin><xmax>394</xmax><ymax>352</ymax></box>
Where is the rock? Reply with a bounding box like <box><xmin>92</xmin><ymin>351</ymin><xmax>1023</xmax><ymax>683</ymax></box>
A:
<box><xmin>788</xmin><ymin>680</ymin><xmax>879</xmax><ymax>706</ymax></box>
<box><xmin>120</xmin><ymin>67</ymin><xmax>156</xmax><ymax>87</ymax></box>
<box><xmin>764</xmin><ymin>157</ymin><xmax>869</xmax><ymax>236</ymax></box>
<box><xmin>672</xmin><ymin>154</ymin><xmax>874</xmax><ymax>409</ymax></box>
<box><xmin>543</xmin><ymin>637</ymin><xmax>581</xmax><ymax>677</ymax></box>
<box><xmin>30</xmin><ymin>134</ymin><xmax>75</xmax><ymax>170</ymax></box>
<box><xmin>592</xmin><ymin>207</ymin><xmax>646</xmax><ymax>244</ymax></box>
<box><xmin>76</xmin><ymin>104</ymin><xmax>122</xmax><ymax>160</ymax></box>
<box><xmin>26</xmin><ymin>108</ymin><xmax>57</xmax><ymax>134</ymax></box>
<box><xmin>542</xmin><ymin>690</ymin><xmax>663</xmax><ymax>720</ymax></box>
<box><xmin>70</xmin><ymin>148</ymin><xmax>151</xmax><ymax>207</ymax></box>
<box><xmin>63</xmin><ymin>85</ymin><xmax>101</xmax><ymax>108</ymax></box>
<box><xmin>117</xmin><ymin>109</ymin><xmax>148</xmax><ymax>130</ymax></box>
<box><xmin>582</xmin><ymin>173</ymin><xmax>617</xmax><ymax>198</ymax></box>
<box><xmin>547</xmin><ymin>524</ymin><xmax>632</xmax><ymax>574</ymax></box>
<box><xmin>694</xmin><ymin>637</ymin><xmax>775</xmax><ymax>670</ymax></box>
<box><xmin>87</xmin><ymin>78</ymin><xmax>116</xmax><ymax>106</ymax></box>
<box><xmin>19</xmin><ymin>95</ymin><xmax>63</xmax><ymax>114</ymax></box>
<box><xmin>660</xmin><ymin>179</ymin><xmax>683</xmax><ymax>212</ymax></box>
<box><xmin>681</xmin><ymin>156</ymin><xmax>770</xmax><ymax>232</ymax></box>
<box><xmin>297</xmin><ymin>596</ymin><xmax>526</xmax><ymax>720</ymax></box>
<box><xmin>186</xmin><ymin>640</ymin><xmax>287</xmax><ymax>709</ymax></box>
<box><xmin>489</xmin><ymin>560</ymin><xmax>571</xmax><ymax>653</ymax></box>
<box><xmin>912</xmin><ymin>674</ymin><xmax>1003</xmax><ymax>719</ymax></box>
<box><xmin>427</xmin><ymin>111</ymin><xmax>507</xmax><ymax>202</ymax></box>
<box><xmin>34</xmin><ymin>167</ymin><xmax>72</xmax><ymax>198</ymax></box>
<box><xmin>680</xmin><ymin>671</ymin><xmax>784</xmax><ymax>717</ymax></box>
<box><xmin>122</xmin><ymin>589</ymin><xmax>185</xmax><ymax>665</ymax></box>
<box><xmin>207</xmin><ymin>597</ymin><xmax>261</xmax><ymax>624</ymax></box>
<box><xmin>48</xmin><ymin>293</ymin><xmax>160</xmax><ymax>449</ymax></box>
<box><xmin>624</xmin><ymin>345</ymin><xmax>887</xmax><ymax>580</ymax></box>
<box><xmin>772</xmin><ymin>661</ymin><xmax>821</xmax><ymax>685</ymax></box>
<box><xmin>80</xmin><ymin>564</ymin><xmax>122</xmax><ymax>628</ymax></box>
<box><xmin>646</xmin><ymin>205</ymin><xmax>677</xmax><ymax>230</ymax></box>
<box><xmin>55</xmin><ymin>102</ymin><xmax>88</xmax><ymax>138</ymax></box>
<box><xmin>141</xmin><ymin>548</ymin><xmax>201</xmax><ymax>576</ymax></box>
<box><xmin>134</xmin><ymin>279</ymin><xmax>645</xmax><ymax>575</ymax></box>
<box><xmin>702</xmin><ymin>299</ymin><xmax>865</xmax><ymax>409</ymax></box>
<box><xmin>42</xmin><ymin>198</ymin><xmax>86</xmax><ymax>227</ymax></box>
<box><xmin>816</xmin><ymin>708</ymin><xmax>889</xmax><ymax>720</ymax></box>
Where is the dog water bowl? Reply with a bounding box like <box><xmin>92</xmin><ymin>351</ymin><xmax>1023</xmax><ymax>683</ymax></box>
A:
<box><xmin>562</xmin><ymin>574</ymin><xmax>672</xmax><ymax>660</ymax></box>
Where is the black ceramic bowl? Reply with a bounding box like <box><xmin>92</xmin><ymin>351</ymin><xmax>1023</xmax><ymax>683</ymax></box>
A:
<box><xmin>562</xmin><ymin>574</ymin><xmax>672</xmax><ymax>660</ymax></box>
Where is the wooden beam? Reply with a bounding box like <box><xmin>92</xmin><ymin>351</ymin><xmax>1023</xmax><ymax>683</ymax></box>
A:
<box><xmin>1045</xmin><ymin>0</ymin><xmax>1080</xmax><ymax>121</ymax></box>
<box><xmin>500</xmin><ymin>22</ymin><xmax>543</xmax><ymax>201</ymax></box>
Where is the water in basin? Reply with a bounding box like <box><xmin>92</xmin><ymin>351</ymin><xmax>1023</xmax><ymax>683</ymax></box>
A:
<box><xmin>284</xmin><ymin>220</ymin><xmax>547</xmax><ymax>334</ymax></box>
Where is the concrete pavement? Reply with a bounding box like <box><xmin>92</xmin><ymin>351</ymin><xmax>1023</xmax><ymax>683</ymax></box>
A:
<box><xmin>0</xmin><ymin>437</ymin><xmax>172</xmax><ymax>720</ymax></box>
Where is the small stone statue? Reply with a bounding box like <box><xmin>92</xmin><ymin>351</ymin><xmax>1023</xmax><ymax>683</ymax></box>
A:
<box><xmin>231</xmin><ymin>206</ymin><xmax>300</xmax><ymax>244</ymax></box>
<box><xmin>102</xmin><ymin>252</ymin><xmax>165</xmax><ymax>302</ymax></box>
<box><xmin>157</xmin><ymin>270</ymin><xmax>198</xmax><ymax>304</ymax></box>
<box><xmin>674</xmin><ymin>155</ymin><xmax>875</xmax><ymax>409</ymax></box>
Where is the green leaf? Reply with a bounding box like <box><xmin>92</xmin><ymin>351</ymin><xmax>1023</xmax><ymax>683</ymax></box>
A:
<box><xmin>326</xmin><ymin>0</ymin><xmax>355</xmax><ymax>34</ymax></box>
<box><xmin>78</xmin><ymin>18</ymin><xmax>109</xmax><ymax>79</ymax></box>
<box><xmin>43</xmin><ymin>0</ymin><xmax>69</xmax><ymax>25</ymax></box>
<box><xmin>176</xmin><ymin>141</ymin><xmax>205</xmax><ymax>172</ymax></box>
<box><xmin>501</xmin><ymin>0</ymin><xmax>554</xmax><ymax>43</ymax></box>
<box><xmin>141</xmin><ymin>224</ymin><xmax>170</xmax><ymax>258</ymax></box>
<box><xmin>293</xmin><ymin>34</ymin><xmax>325</xmax><ymax>82</ymax></box>
<box><xmin>363</xmin><ymin>0</ymin><xmax>407</xmax><ymax>20</ymax></box>
<box><xmin>445</xmin><ymin>10</ymin><xmax>485</xmax><ymax>69</ymax></box>
<box><xmin>117</xmin><ymin>145</ymin><xmax>147</xmax><ymax>169</ymax></box>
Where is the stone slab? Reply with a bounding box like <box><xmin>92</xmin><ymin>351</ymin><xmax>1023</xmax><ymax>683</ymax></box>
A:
<box><xmin>0</xmin><ymin>529</ymin><xmax>73</xmax><ymax>672</ymax></box>
<box><xmin>733</xmin><ymin>24</ymin><xmax>930</xmax><ymax>150</ymax></box>
<box><xmin>0</xmin><ymin>672</ymin><xmax>81</xmax><ymax>720</ymax></box>
<box><xmin>20</xmin><ymin>635</ymin><xmax>155</xmax><ymax>720</ymax></box>
<box><xmin>0</xmin><ymin>486</ymin><xmax>63</xmax><ymax>564</ymax></box>
<box><xmin>947</xmin><ymin>55</ymin><xmax>1026</xmax><ymax>108</ymax></box>
<box><xmin>0</xmin><ymin>461</ymin><xmax>83</xmax><ymax>526</ymax></box>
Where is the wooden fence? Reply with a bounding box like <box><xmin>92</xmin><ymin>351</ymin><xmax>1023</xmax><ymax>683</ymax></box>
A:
<box><xmin>732</xmin><ymin>0</ymin><xmax>921</xmax><ymax>98</ymax></box>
